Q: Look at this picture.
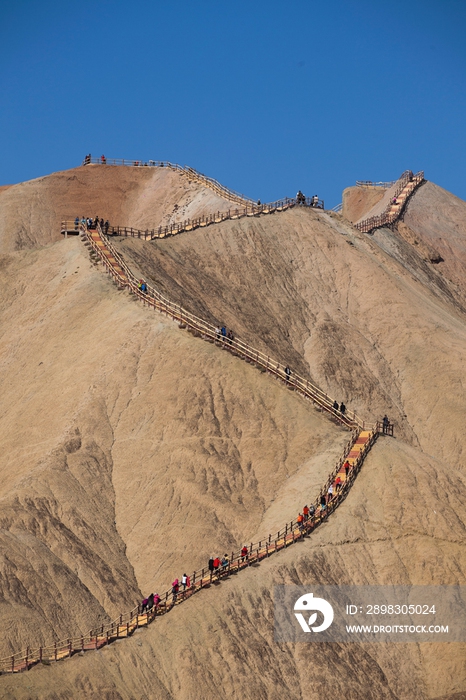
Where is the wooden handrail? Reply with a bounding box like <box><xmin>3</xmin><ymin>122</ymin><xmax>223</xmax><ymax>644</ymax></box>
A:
<box><xmin>81</xmin><ymin>157</ymin><xmax>254</xmax><ymax>205</ymax></box>
<box><xmin>79</xmin><ymin>157</ymin><xmax>325</xmax><ymax>215</ymax></box>
<box><xmin>355</xmin><ymin>170</ymin><xmax>424</xmax><ymax>234</ymax></box>
<box><xmin>1</xmin><ymin>425</ymin><xmax>382</xmax><ymax>673</ymax></box>
<box><xmin>62</xmin><ymin>202</ymin><xmax>325</xmax><ymax>245</ymax></box>
<box><xmin>0</xmin><ymin>218</ymin><xmax>392</xmax><ymax>674</ymax></box>
<box><xmin>82</xmin><ymin>223</ymin><xmax>363</xmax><ymax>430</ymax></box>
<box><xmin>355</xmin><ymin>180</ymin><xmax>396</xmax><ymax>188</ymax></box>
<box><xmin>110</xmin><ymin>193</ymin><xmax>322</xmax><ymax>240</ymax></box>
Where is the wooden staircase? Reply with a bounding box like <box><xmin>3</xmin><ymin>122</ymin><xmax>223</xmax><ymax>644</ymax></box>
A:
<box><xmin>0</xmin><ymin>212</ymin><xmax>392</xmax><ymax>674</ymax></box>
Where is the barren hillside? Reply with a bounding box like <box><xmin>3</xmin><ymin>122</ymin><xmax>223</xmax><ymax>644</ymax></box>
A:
<box><xmin>116</xmin><ymin>201</ymin><xmax>466</xmax><ymax>470</ymax></box>
<box><xmin>0</xmin><ymin>165</ymin><xmax>465</xmax><ymax>699</ymax></box>
<box><xmin>4</xmin><ymin>437</ymin><xmax>465</xmax><ymax>700</ymax></box>
<box><xmin>396</xmin><ymin>181</ymin><xmax>466</xmax><ymax>305</ymax></box>
<box><xmin>0</xmin><ymin>164</ymin><xmax>235</xmax><ymax>253</ymax></box>
<box><xmin>0</xmin><ymin>236</ymin><xmax>344</xmax><ymax>654</ymax></box>
<box><xmin>342</xmin><ymin>184</ymin><xmax>385</xmax><ymax>223</ymax></box>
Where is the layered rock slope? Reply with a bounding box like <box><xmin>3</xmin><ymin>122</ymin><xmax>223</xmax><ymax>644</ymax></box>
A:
<box><xmin>0</xmin><ymin>165</ymin><xmax>465</xmax><ymax>699</ymax></box>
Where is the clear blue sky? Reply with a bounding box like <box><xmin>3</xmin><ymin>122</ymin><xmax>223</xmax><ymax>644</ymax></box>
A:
<box><xmin>1</xmin><ymin>0</ymin><xmax>465</xmax><ymax>207</ymax></box>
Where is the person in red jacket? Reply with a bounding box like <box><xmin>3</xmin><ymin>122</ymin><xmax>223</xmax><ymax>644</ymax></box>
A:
<box><xmin>241</xmin><ymin>546</ymin><xmax>248</xmax><ymax>562</ymax></box>
<box><xmin>344</xmin><ymin>460</ymin><xmax>351</xmax><ymax>479</ymax></box>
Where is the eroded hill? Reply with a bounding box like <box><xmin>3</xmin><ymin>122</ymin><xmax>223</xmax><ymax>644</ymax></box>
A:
<box><xmin>0</xmin><ymin>165</ymin><xmax>465</xmax><ymax>699</ymax></box>
<box><xmin>0</xmin><ymin>236</ymin><xmax>346</xmax><ymax>655</ymax></box>
<box><xmin>115</xmin><ymin>200</ymin><xmax>466</xmax><ymax>471</ymax></box>
<box><xmin>0</xmin><ymin>164</ymin><xmax>235</xmax><ymax>253</ymax></box>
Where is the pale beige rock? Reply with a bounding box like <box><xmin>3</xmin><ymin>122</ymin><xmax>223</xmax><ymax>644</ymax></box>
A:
<box><xmin>0</xmin><ymin>237</ymin><xmax>346</xmax><ymax>654</ymax></box>
<box><xmin>401</xmin><ymin>181</ymin><xmax>466</xmax><ymax>305</ymax></box>
<box><xmin>342</xmin><ymin>185</ymin><xmax>385</xmax><ymax>222</ymax></box>
<box><xmin>0</xmin><ymin>166</ymin><xmax>465</xmax><ymax>699</ymax></box>
<box><xmin>0</xmin><ymin>164</ymin><xmax>234</xmax><ymax>253</ymax></box>
<box><xmin>354</xmin><ymin>181</ymin><xmax>400</xmax><ymax>223</ymax></box>
<box><xmin>4</xmin><ymin>440</ymin><xmax>465</xmax><ymax>700</ymax></box>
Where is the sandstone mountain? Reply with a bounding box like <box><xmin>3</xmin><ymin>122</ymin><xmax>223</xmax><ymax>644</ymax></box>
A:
<box><xmin>0</xmin><ymin>166</ymin><xmax>464</xmax><ymax>699</ymax></box>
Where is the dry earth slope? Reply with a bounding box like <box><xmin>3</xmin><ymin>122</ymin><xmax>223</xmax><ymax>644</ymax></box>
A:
<box><xmin>0</xmin><ymin>166</ymin><xmax>465</xmax><ymax>699</ymax></box>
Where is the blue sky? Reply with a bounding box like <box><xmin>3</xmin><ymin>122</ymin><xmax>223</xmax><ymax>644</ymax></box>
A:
<box><xmin>1</xmin><ymin>0</ymin><xmax>465</xmax><ymax>207</ymax></box>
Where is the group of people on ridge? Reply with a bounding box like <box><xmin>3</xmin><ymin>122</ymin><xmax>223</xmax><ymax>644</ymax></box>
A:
<box><xmin>83</xmin><ymin>154</ymin><xmax>107</xmax><ymax>165</ymax></box>
<box><xmin>78</xmin><ymin>215</ymin><xmax>110</xmax><ymax>234</ymax></box>
<box><xmin>296</xmin><ymin>192</ymin><xmax>321</xmax><ymax>207</ymax></box>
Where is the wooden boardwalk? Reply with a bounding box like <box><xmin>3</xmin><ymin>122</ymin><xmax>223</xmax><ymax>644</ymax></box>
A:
<box><xmin>2</xmin><ymin>427</ymin><xmax>379</xmax><ymax>674</ymax></box>
<box><xmin>0</xmin><ymin>212</ymin><xmax>392</xmax><ymax>675</ymax></box>
<box><xmin>355</xmin><ymin>170</ymin><xmax>424</xmax><ymax>233</ymax></box>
